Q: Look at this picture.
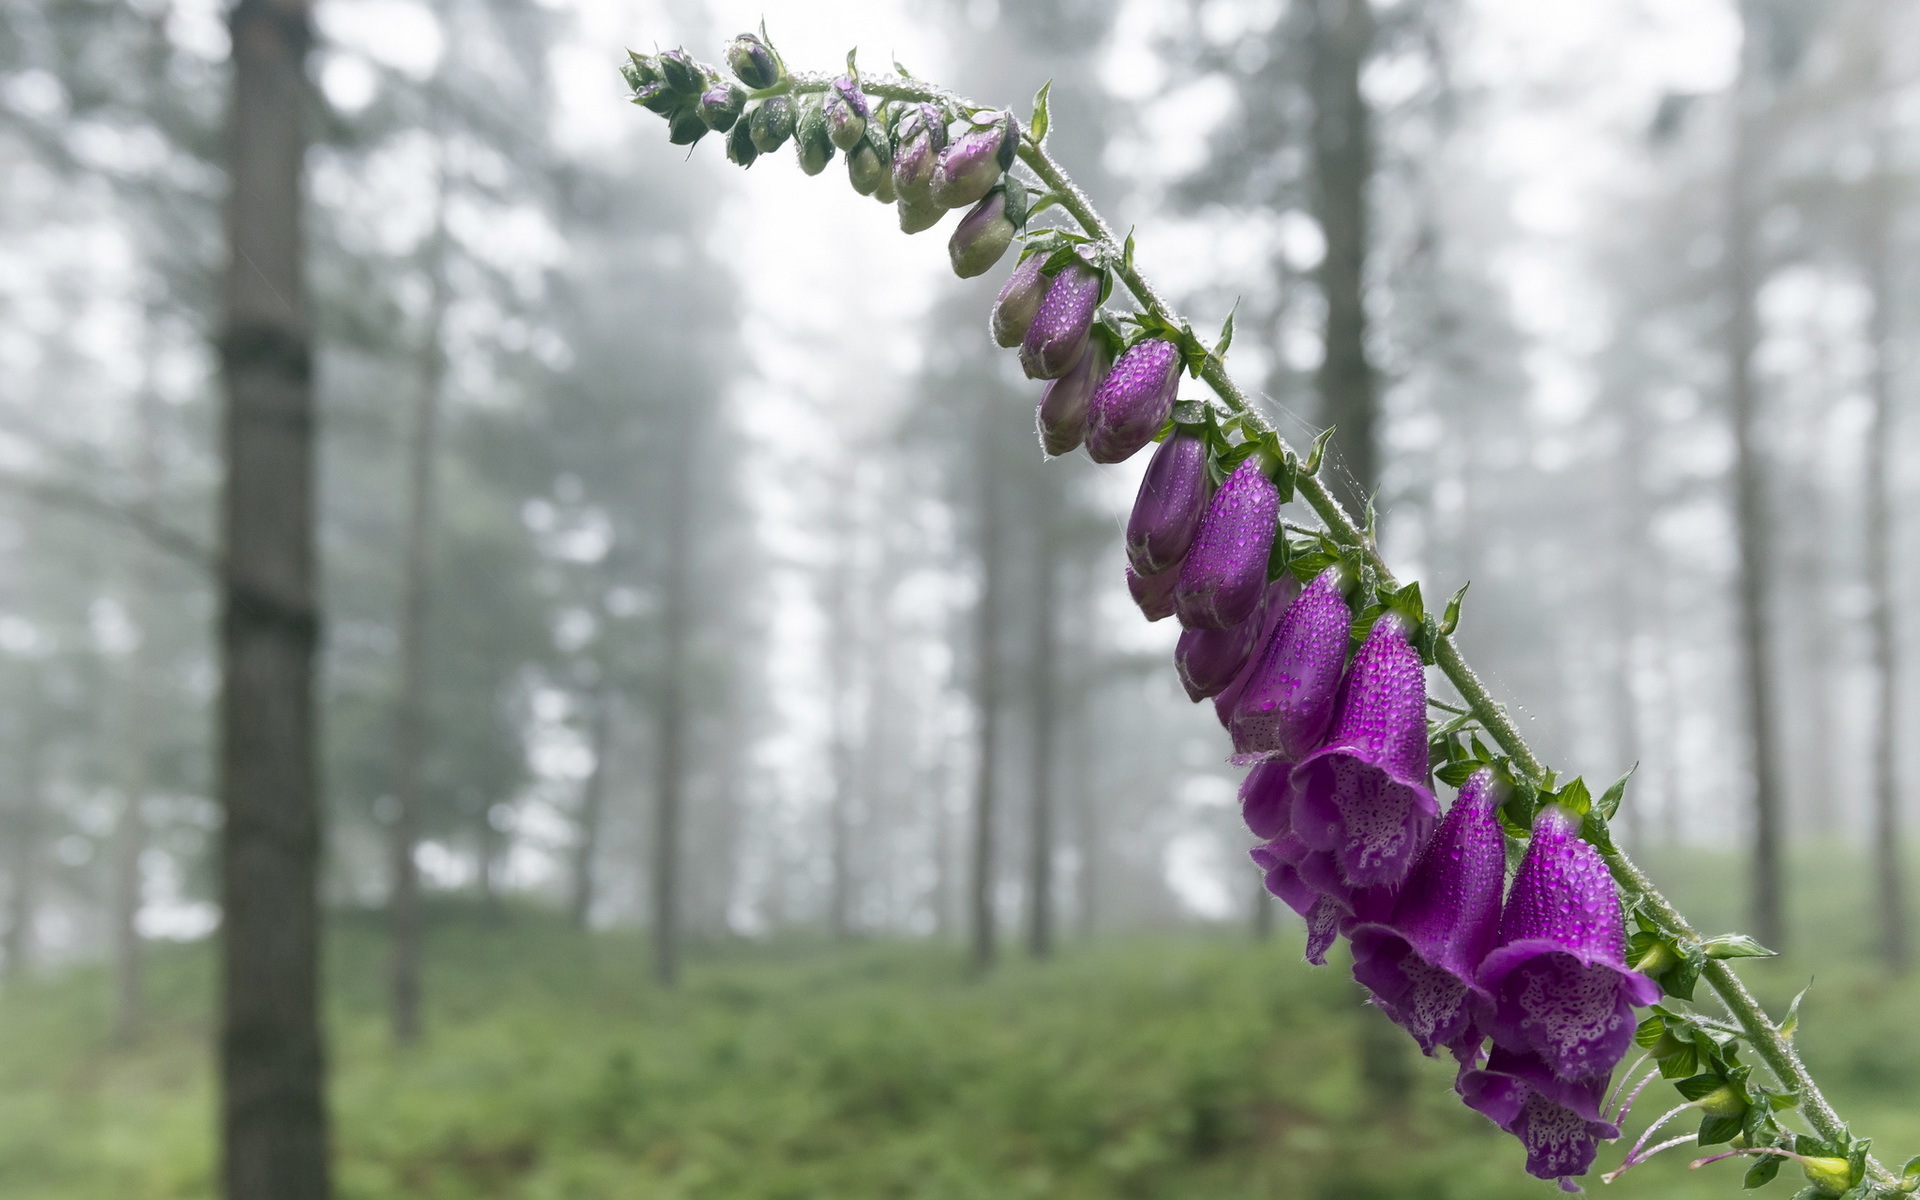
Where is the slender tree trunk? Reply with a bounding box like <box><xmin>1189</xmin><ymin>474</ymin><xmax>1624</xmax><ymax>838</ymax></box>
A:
<box><xmin>826</xmin><ymin>485</ymin><xmax>856</xmax><ymax>939</ymax></box>
<box><xmin>3</xmin><ymin>740</ymin><xmax>43</xmax><ymax>980</ymax></box>
<box><xmin>652</xmin><ymin>425</ymin><xmax>692</xmax><ymax>988</ymax></box>
<box><xmin>1026</xmin><ymin>517</ymin><xmax>1057</xmax><ymax>960</ymax></box>
<box><xmin>1309</xmin><ymin>0</ymin><xmax>1377</xmax><ymax>517</ymax></box>
<box><xmin>969</xmin><ymin>422</ymin><xmax>1001</xmax><ymax>975</ymax></box>
<box><xmin>217</xmin><ymin>0</ymin><xmax>330</xmax><ymax>1193</ymax></box>
<box><xmin>1609</xmin><ymin>396</ymin><xmax>1649</xmax><ymax>851</ymax></box>
<box><xmin>569</xmin><ymin>679</ymin><xmax>612</xmax><ymax>929</ymax></box>
<box><xmin>1726</xmin><ymin>30</ymin><xmax>1786</xmax><ymax>952</ymax></box>
<box><xmin>1864</xmin><ymin>111</ymin><xmax>1906</xmax><ymax>974</ymax></box>
<box><xmin>388</xmin><ymin>163</ymin><xmax>450</xmax><ymax>1047</ymax></box>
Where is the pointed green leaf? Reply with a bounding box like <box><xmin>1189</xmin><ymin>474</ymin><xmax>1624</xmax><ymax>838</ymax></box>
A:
<box><xmin>1439</xmin><ymin>581</ymin><xmax>1469</xmax><ymax>636</ymax></box>
<box><xmin>1698</xmin><ymin>1112</ymin><xmax>1745</xmax><ymax>1146</ymax></box>
<box><xmin>1779</xmin><ymin>982</ymin><xmax>1811</xmax><ymax>1041</ymax></box>
<box><xmin>1305</xmin><ymin>427</ymin><xmax>1336</xmax><ymax>475</ymax></box>
<box><xmin>1029</xmin><ymin>79</ymin><xmax>1052</xmax><ymax>144</ymax></box>
<box><xmin>1598</xmin><ymin>763</ymin><xmax>1636</xmax><ymax>819</ymax></box>
<box><xmin>1212</xmin><ymin>299</ymin><xmax>1239</xmax><ymax>361</ymax></box>
<box><xmin>1746</xmin><ymin>1154</ymin><xmax>1785</xmax><ymax>1189</ymax></box>
<box><xmin>1898</xmin><ymin>1155</ymin><xmax>1920</xmax><ymax>1191</ymax></box>
<box><xmin>1702</xmin><ymin>934</ymin><xmax>1778</xmax><ymax>960</ymax></box>
<box><xmin>845</xmin><ymin>47</ymin><xmax>859</xmax><ymax>78</ymax></box>
<box><xmin>893</xmin><ymin>57</ymin><xmax>913</xmax><ymax>77</ymax></box>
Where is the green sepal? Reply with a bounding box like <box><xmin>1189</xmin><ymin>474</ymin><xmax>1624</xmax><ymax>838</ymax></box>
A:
<box><xmin>1435</xmin><ymin>760</ymin><xmax>1481</xmax><ymax>788</ymax></box>
<box><xmin>1211</xmin><ymin>300</ymin><xmax>1238</xmax><ymax>362</ymax></box>
<box><xmin>1304</xmin><ymin>427</ymin><xmax>1335</xmax><ymax>475</ymax></box>
<box><xmin>1898</xmin><ymin>1155</ymin><xmax>1920</xmax><ymax>1192</ymax></box>
<box><xmin>1287</xmin><ymin>549</ymin><xmax>1342</xmax><ymax>587</ymax></box>
<box><xmin>1266</xmin><ymin>524</ymin><xmax>1292</xmax><ymax>582</ymax></box>
<box><xmin>1439</xmin><ymin>582</ymin><xmax>1468</xmax><ymax>637</ymax></box>
<box><xmin>1780</xmin><ymin>982</ymin><xmax>1811</xmax><ymax>1041</ymax></box>
<box><xmin>1702</xmin><ymin>933</ymin><xmax>1778</xmax><ymax>960</ymax></box>
<box><xmin>1748</xmin><ymin>1154</ymin><xmax>1786</xmax><ymax>1189</ymax></box>
<box><xmin>1028</xmin><ymin>79</ymin><xmax>1051</xmax><ymax>144</ymax></box>
<box><xmin>1553</xmin><ymin>777</ymin><xmax>1592</xmax><ymax>817</ymax></box>
<box><xmin>1698</xmin><ymin>1112</ymin><xmax>1745</xmax><ymax>1147</ymax></box>
<box><xmin>893</xmin><ymin>56</ymin><xmax>913</xmax><ymax>77</ymax></box>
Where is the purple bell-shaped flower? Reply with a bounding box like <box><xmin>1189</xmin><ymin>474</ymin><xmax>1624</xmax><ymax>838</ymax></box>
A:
<box><xmin>1020</xmin><ymin>259</ymin><xmax>1101</xmax><ymax>380</ymax></box>
<box><xmin>1173</xmin><ymin>459</ymin><xmax>1279</xmax><ymax>631</ymax></box>
<box><xmin>1476</xmin><ymin>804</ymin><xmax>1660</xmax><ymax>1083</ymax></box>
<box><xmin>1210</xmin><ymin>574</ymin><xmax>1302</xmax><ymax>728</ymax></box>
<box><xmin>1457</xmin><ymin>1047</ymin><xmax>1621</xmax><ymax>1185</ymax></box>
<box><xmin>1125</xmin><ymin>562</ymin><xmax>1178</xmax><ymax>622</ymax></box>
<box><xmin>1348</xmin><ymin>768</ymin><xmax>1505</xmax><ymax>1060</ymax></box>
<box><xmin>1174</xmin><ymin>583</ymin><xmax>1273</xmax><ymax>702</ymax></box>
<box><xmin>930</xmin><ymin>111</ymin><xmax>1018</xmax><ymax>208</ymax></box>
<box><xmin>1251</xmin><ymin>831</ymin><xmax>1395</xmax><ymax>966</ymax></box>
<box><xmin>991</xmin><ymin>255</ymin><xmax>1046</xmax><ymax>348</ymax></box>
<box><xmin>1289</xmin><ymin>613</ymin><xmax>1438</xmax><ymax>889</ymax></box>
<box><xmin>1036</xmin><ymin>337</ymin><xmax>1110</xmax><ymax>457</ymax></box>
<box><xmin>1085</xmin><ymin>338</ymin><xmax>1181</xmax><ymax>464</ymax></box>
<box><xmin>1240</xmin><ymin>759</ymin><xmax>1293</xmax><ymax>841</ymax></box>
<box><xmin>1227</xmin><ymin>570</ymin><xmax>1350</xmax><ymax>763</ymax></box>
<box><xmin>1126</xmin><ymin>432</ymin><xmax>1210</xmax><ymax>576</ymax></box>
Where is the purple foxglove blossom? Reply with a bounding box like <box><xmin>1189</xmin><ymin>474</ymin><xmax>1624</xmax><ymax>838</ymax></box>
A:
<box><xmin>1019</xmin><ymin>260</ymin><xmax>1101</xmax><ymax>380</ymax></box>
<box><xmin>698</xmin><ymin>82</ymin><xmax>746</xmax><ymax>132</ymax></box>
<box><xmin>930</xmin><ymin>111</ymin><xmax>1019</xmax><ymax>208</ymax></box>
<box><xmin>1173</xmin><ymin>459</ymin><xmax>1280</xmax><ymax>631</ymax></box>
<box><xmin>1174</xmin><ymin>583</ymin><xmax>1272</xmax><ymax>702</ymax></box>
<box><xmin>893</xmin><ymin>105</ymin><xmax>948</xmax><ymax>233</ymax></box>
<box><xmin>1251</xmin><ymin>833</ymin><xmax>1394</xmax><ymax>965</ymax></box>
<box><xmin>992</xmin><ymin>255</ymin><xmax>1047</xmax><ymax>348</ymax></box>
<box><xmin>1240</xmin><ymin>759</ymin><xmax>1293</xmax><ymax>841</ymax></box>
<box><xmin>1211</xmin><ymin>575</ymin><xmax>1301</xmax><ymax>728</ymax></box>
<box><xmin>1228</xmin><ymin>570</ymin><xmax>1350</xmax><ymax>762</ymax></box>
<box><xmin>726</xmin><ymin>33</ymin><xmax>781</xmax><ymax>90</ymax></box>
<box><xmin>949</xmin><ymin>184</ymin><xmax>1025</xmax><ymax>278</ymax></box>
<box><xmin>825</xmin><ymin>76</ymin><xmax>869</xmax><ymax>151</ymax></box>
<box><xmin>1289</xmin><ymin>613</ymin><xmax>1438</xmax><ymax>889</ymax></box>
<box><xmin>1458</xmin><ymin>1047</ymin><xmax>1620</xmax><ymax>1184</ymax></box>
<box><xmin>1036</xmin><ymin>338</ymin><xmax>1109</xmax><ymax>457</ymax></box>
<box><xmin>1085</xmin><ymin>338</ymin><xmax>1181</xmax><ymax>464</ymax></box>
<box><xmin>1348</xmin><ymin>768</ymin><xmax>1504</xmax><ymax>1060</ymax></box>
<box><xmin>1125</xmin><ymin>562</ymin><xmax>1178</xmax><ymax>622</ymax></box>
<box><xmin>1126</xmin><ymin>432</ymin><xmax>1210</xmax><ymax>576</ymax></box>
<box><xmin>1477</xmin><ymin>805</ymin><xmax>1660</xmax><ymax>1083</ymax></box>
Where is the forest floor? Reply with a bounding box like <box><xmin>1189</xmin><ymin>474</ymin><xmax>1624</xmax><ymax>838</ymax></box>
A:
<box><xmin>2</xmin><ymin>847</ymin><xmax>1917</xmax><ymax>1200</ymax></box>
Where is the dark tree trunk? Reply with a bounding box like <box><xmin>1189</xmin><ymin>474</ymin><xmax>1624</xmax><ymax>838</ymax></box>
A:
<box><xmin>3</xmin><ymin>744</ymin><xmax>42</xmax><ymax>979</ymax></box>
<box><xmin>216</xmin><ymin>0</ymin><xmax>330</xmax><ymax>1194</ymax></box>
<box><xmin>569</xmin><ymin>680</ymin><xmax>612</xmax><ymax>930</ymax></box>
<box><xmin>388</xmin><ymin>166</ymin><xmax>449</xmax><ymax>1047</ymax></box>
<box><xmin>969</xmin><ymin>420</ymin><xmax>1001</xmax><ymax>975</ymax></box>
<box><xmin>1309</xmin><ymin>0</ymin><xmax>1377</xmax><ymax>515</ymax></box>
<box><xmin>112</xmin><ymin>379</ymin><xmax>163</xmax><ymax>1041</ymax></box>
<box><xmin>1025</xmin><ymin>517</ymin><xmax>1057</xmax><ymax>960</ymax></box>
<box><xmin>1864</xmin><ymin>113</ymin><xmax>1907</xmax><ymax>974</ymax></box>
<box><xmin>826</xmin><ymin>490</ymin><xmax>855</xmax><ymax>939</ymax></box>
<box><xmin>652</xmin><ymin>424</ymin><xmax>691</xmax><ymax>988</ymax></box>
<box><xmin>1726</xmin><ymin>30</ymin><xmax>1786</xmax><ymax>953</ymax></box>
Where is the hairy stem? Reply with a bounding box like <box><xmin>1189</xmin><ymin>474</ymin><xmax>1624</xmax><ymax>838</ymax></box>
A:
<box><xmin>765</xmin><ymin>64</ymin><xmax>1877</xmax><ymax>1178</ymax></box>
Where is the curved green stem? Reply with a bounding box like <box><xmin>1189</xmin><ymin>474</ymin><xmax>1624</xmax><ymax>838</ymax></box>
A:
<box><xmin>677</xmin><ymin>59</ymin><xmax>1884</xmax><ymax>1184</ymax></box>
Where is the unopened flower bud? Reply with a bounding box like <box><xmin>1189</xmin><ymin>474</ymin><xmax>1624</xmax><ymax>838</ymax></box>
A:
<box><xmin>949</xmin><ymin>183</ymin><xmax>1026</xmax><ymax>278</ymax></box>
<box><xmin>1126</xmin><ymin>562</ymin><xmax>1179</xmax><ymax>622</ymax></box>
<box><xmin>1800</xmin><ymin>1158</ymin><xmax>1854</xmax><ymax>1196</ymax></box>
<box><xmin>633</xmin><ymin>83</ymin><xmax>679</xmax><ymax>116</ymax></box>
<box><xmin>1176</xmin><ymin>585</ymin><xmax>1272</xmax><ymax>701</ymax></box>
<box><xmin>656</xmin><ymin>48</ymin><xmax>703</xmax><ymax>95</ymax></box>
<box><xmin>625</xmin><ymin>51</ymin><xmax>661</xmax><ymax>87</ymax></box>
<box><xmin>726</xmin><ymin>117</ymin><xmax>759</xmax><ymax>168</ymax></box>
<box><xmin>620</xmin><ymin>62</ymin><xmax>649</xmax><ymax>93</ymax></box>
<box><xmin>991</xmin><ymin>254</ymin><xmax>1047</xmax><ymax>348</ymax></box>
<box><xmin>1174</xmin><ymin>459</ymin><xmax>1279</xmax><ymax>629</ymax></box>
<box><xmin>1085</xmin><ymin>338</ymin><xmax>1180</xmax><ymax>464</ymax></box>
<box><xmin>930</xmin><ymin>111</ymin><xmax>1019</xmax><ymax>208</ymax></box>
<box><xmin>892</xmin><ymin>105</ymin><xmax>949</xmax><ymax>234</ymax></box>
<box><xmin>1036</xmin><ymin>337</ymin><xmax>1110</xmax><ymax>457</ymax></box>
<box><xmin>1126</xmin><ymin>432</ymin><xmax>1210</xmax><ymax>576</ymax></box>
<box><xmin>749</xmin><ymin>95</ymin><xmax>795</xmax><ymax>153</ymax></box>
<box><xmin>826</xmin><ymin>76</ymin><xmax>869</xmax><ymax>151</ymax></box>
<box><xmin>847</xmin><ymin>121</ymin><xmax>891</xmax><ymax>196</ymax></box>
<box><xmin>726</xmin><ymin>33</ymin><xmax>781</xmax><ymax>90</ymax></box>
<box><xmin>793</xmin><ymin>97</ymin><xmax>834</xmax><ymax>176</ymax></box>
<box><xmin>667</xmin><ymin>104</ymin><xmax>708</xmax><ymax>146</ymax></box>
<box><xmin>698</xmin><ymin>83</ymin><xmax>746</xmax><ymax>132</ymax></box>
<box><xmin>1019</xmin><ymin>258</ymin><xmax>1101</xmax><ymax>379</ymax></box>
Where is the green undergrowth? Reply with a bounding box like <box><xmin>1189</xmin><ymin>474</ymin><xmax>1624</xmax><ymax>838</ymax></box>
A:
<box><xmin>2</xmin><ymin>847</ymin><xmax>1917</xmax><ymax>1200</ymax></box>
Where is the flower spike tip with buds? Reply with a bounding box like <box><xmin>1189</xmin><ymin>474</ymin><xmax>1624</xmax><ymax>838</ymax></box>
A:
<box><xmin>1173</xmin><ymin>459</ymin><xmax>1280</xmax><ymax>630</ymax></box>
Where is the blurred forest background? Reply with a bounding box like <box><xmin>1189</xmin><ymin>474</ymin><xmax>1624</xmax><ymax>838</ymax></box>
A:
<box><xmin>3</xmin><ymin>0</ymin><xmax>1920</xmax><ymax>1196</ymax></box>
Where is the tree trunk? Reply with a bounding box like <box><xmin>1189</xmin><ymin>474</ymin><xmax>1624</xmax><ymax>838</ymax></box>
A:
<box><xmin>826</xmin><ymin>487</ymin><xmax>856</xmax><ymax>939</ymax></box>
<box><xmin>387</xmin><ymin>161</ymin><xmax>449</xmax><ymax>1047</ymax></box>
<box><xmin>1025</xmin><ymin>516</ymin><xmax>1057</xmax><ymax>960</ymax></box>
<box><xmin>969</xmin><ymin>420</ymin><xmax>1001</xmax><ymax>975</ymax></box>
<box><xmin>3</xmin><ymin>742</ymin><xmax>42</xmax><ymax>980</ymax></box>
<box><xmin>652</xmin><ymin>423</ymin><xmax>692</xmax><ymax>988</ymax></box>
<box><xmin>1864</xmin><ymin>106</ymin><xmax>1906</xmax><ymax>974</ymax></box>
<box><xmin>569</xmin><ymin>679</ymin><xmax>612</xmax><ymax>929</ymax></box>
<box><xmin>217</xmin><ymin>0</ymin><xmax>330</xmax><ymax>1193</ymax></box>
<box><xmin>1726</xmin><ymin>28</ymin><xmax>1786</xmax><ymax>952</ymax></box>
<box><xmin>1309</xmin><ymin>0</ymin><xmax>1377</xmax><ymax>516</ymax></box>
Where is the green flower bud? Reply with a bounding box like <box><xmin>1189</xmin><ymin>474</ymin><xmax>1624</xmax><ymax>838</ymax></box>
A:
<box><xmin>947</xmin><ymin>182</ymin><xmax>1024</xmax><ymax>278</ymax></box>
<box><xmin>667</xmin><ymin>104</ymin><xmax>709</xmax><ymax>146</ymax></box>
<box><xmin>1801</xmin><ymin>1158</ymin><xmax>1853</xmax><ymax>1196</ymax></box>
<box><xmin>749</xmin><ymin>95</ymin><xmax>796</xmax><ymax>153</ymax></box>
<box><xmin>625</xmin><ymin>51</ymin><xmax>661</xmax><ymax>87</ymax></box>
<box><xmin>727</xmin><ymin>33</ymin><xmax>782</xmax><ymax>90</ymax></box>
<box><xmin>846</xmin><ymin>120</ymin><xmax>892</xmax><ymax>196</ymax></box>
<box><xmin>794</xmin><ymin>96</ymin><xmax>835</xmax><ymax>176</ymax></box>
<box><xmin>634</xmin><ymin>84</ymin><xmax>679</xmax><ymax>116</ymax></box>
<box><xmin>657</xmin><ymin>48</ymin><xmax>703</xmax><ymax>95</ymax></box>
<box><xmin>826</xmin><ymin>76</ymin><xmax>869</xmax><ymax>151</ymax></box>
<box><xmin>726</xmin><ymin>117</ymin><xmax>759</xmax><ymax>167</ymax></box>
<box><xmin>698</xmin><ymin>83</ymin><xmax>746</xmax><ymax>132</ymax></box>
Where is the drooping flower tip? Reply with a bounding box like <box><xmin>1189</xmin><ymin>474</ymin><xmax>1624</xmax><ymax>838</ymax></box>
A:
<box><xmin>930</xmin><ymin>111</ymin><xmax>1019</xmax><ymax>208</ymax></box>
<box><xmin>825</xmin><ymin>76</ymin><xmax>870</xmax><ymax>151</ymax></box>
<box><xmin>726</xmin><ymin>33</ymin><xmax>782</xmax><ymax>90</ymax></box>
<box><xmin>1085</xmin><ymin>338</ymin><xmax>1181</xmax><ymax>465</ymax></box>
<box><xmin>1125</xmin><ymin>562</ymin><xmax>1179</xmax><ymax>622</ymax></box>
<box><xmin>697</xmin><ymin>83</ymin><xmax>746</xmax><ymax>132</ymax></box>
<box><xmin>1173</xmin><ymin>458</ymin><xmax>1280</xmax><ymax>631</ymax></box>
<box><xmin>1019</xmin><ymin>259</ymin><xmax>1102</xmax><ymax>380</ymax></box>
<box><xmin>950</xmin><ymin>183</ymin><xmax>1026</xmax><ymax>278</ymax></box>
<box><xmin>1126</xmin><ymin>432</ymin><xmax>1210</xmax><ymax>577</ymax></box>
<box><xmin>1227</xmin><ymin>569</ymin><xmax>1349</xmax><ymax>763</ymax></box>
<box><xmin>991</xmin><ymin>254</ymin><xmax>1048</xmax><ymax>348</ymax></box>
<box><xmin>1036</xmin><ymin>338</ymin><xmax>1109</xmax><ymax>458</ymax></box>
<box><xmin>1477</xmin><ymin>803</ymin><xmax>1658</xmax><ymax>1083</ymax></box>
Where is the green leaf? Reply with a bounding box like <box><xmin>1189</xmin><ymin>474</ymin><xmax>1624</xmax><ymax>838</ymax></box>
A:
<box><xmin>1439</xmin><ymin>582</ymin><xmax>1468</xmax><ymax>637</ymax></box>
<box><xmin>1287</xmin><ymin>550</ymin><xmax>1341</xmax><ymax>586</ymax></box>
<box><xmin>1702</xmin><ymin>934</ymin><xmax>1778</xmax><ymax>960</ymax></box>
<box><xmin>1676</xmin><ymin>1073</ymin><xmax>1729</xmax><ymax>1102</ymax></box>
<box><xmin>1780</xmin><ymin>982</ymin><xmax>1811</xmax><ymax>1041</ymax></box>
<box><xmin>1746</xmin><ymin>1154</ymin><xmax>1785</xmax><ymax>1189</ymax></box>
<box><xmin>1699</xmin><ymin>1112</ymin><xmax>1745</xmax><ymax>1147</ymax></box>
<box><xmin>1266</xmin><ymin>526</ymin><xmax>1291</xmax><ymax>582</ymax></box>
<box><xmin>1122</xmin><ymin>229</ymin><xmax>1136</xmax><ymax>276</ymax></box>
<box><xmin>1658</xmin><ymin>1041</ymin><xmax>1700</xmax><ymax>1078</ymax></box>
<box><xmin>893</xmin><ymin>57</ymin><xmax>913</xmax><ymax>77</ymax></box>
<box><xmin>1026</xmin><ymin>191</ymin><xmax>1063</xmax><ymax>219</ymax></box>
<box><xmin>1898</xmin><ymin>1155</ymin><xmax>1920</xmax><ymax>1191</ymax></box>
<box><xmin>1635</xmin><ymin>1012</ymin><xmax>1668</xmax><ymax>1049</ymax></box>
<box><xmin>1436</xmin><ymin>760</ymin><xmax>1481</xmax><ymax>788</ymax></box>
<box><xmin>1305</xmin><ymin>428</ymin><xmax>1335</xmax><ymax>475</ymax></box>
<box><xmin>1555</xmin><ymin>777</ymin><xmax>1592</xmax><ymax>817</ymax></box>
<box><xmin>845</xmin><ymin>46</ymin><xmax>859</xmax><ymax>78</ymax></box>
<box><xmin>1028</xmin><ymin>80</ymin><xmax>1052</xmax><ymax>144</ymax></box>
<box><xmin>1212</xmin><ymin>299</ymin><xmax>1239</xmax><ymax>361</ymax></box>
<box><xmin>1598</xmin><ymin>764</ymin><xmax>1636</xmax><ymax>820</ymax></box>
